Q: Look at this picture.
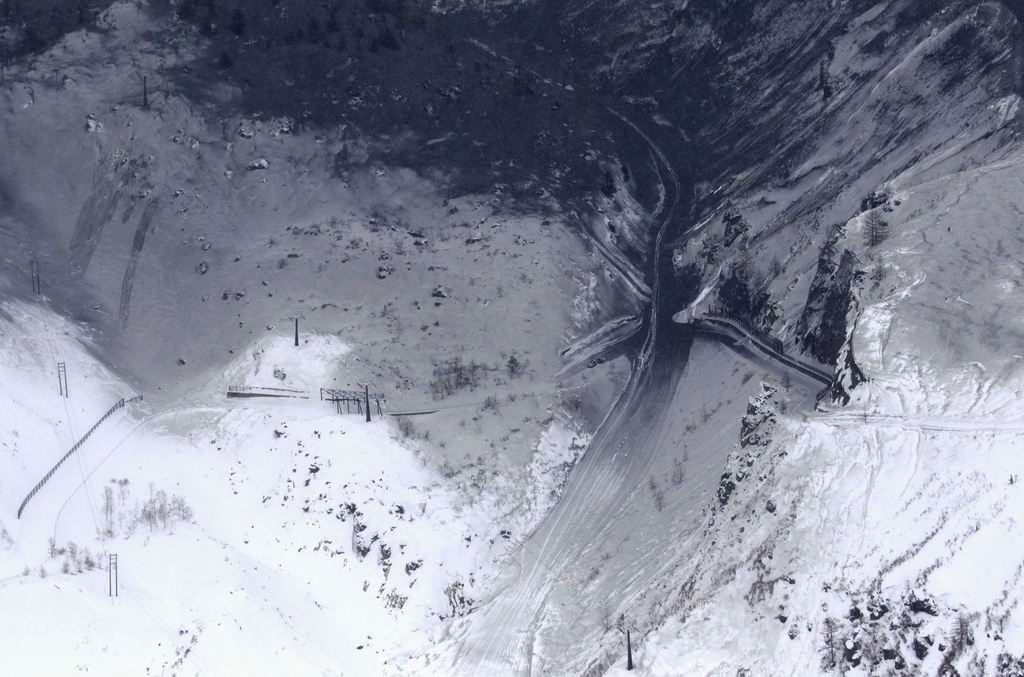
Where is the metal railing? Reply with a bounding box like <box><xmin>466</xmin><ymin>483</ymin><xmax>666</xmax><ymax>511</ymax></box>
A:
<box><xmin>17</xmin><ymin>396</ymin><xmax>143</xmax><ymax>519</ymax></box>
<box><xmin>227</xmin><ymin>384</ymin><xmax>308</xmax><ymax>396</ymax></box>
<box><xmin>320</xmin><ymin>388</ymin><xmax>384</xmax><ymax>416</ymax></box>
<box><xmin>693</xmin><ymin>313</ymin><xmax>833</xmax><ymax>388</ymax></box>
<box><xmin>703</xmin><ymin>307</ymin><xmax>785</xmax><ymax>355</ymax></box>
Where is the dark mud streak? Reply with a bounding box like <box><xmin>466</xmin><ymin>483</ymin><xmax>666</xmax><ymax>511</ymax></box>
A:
<box><xmin>120</xmin><ymin>192</ymin><xmax>139</xmax><ymax>225</ymax></box>
<box><xmin>118</xmin><ymin>198</ymin><xmax>159</xmax><ymax>327</ymax></box>
<box><xmin>68</xmin><ymin>160</ymin><xmax>123</xmax><ymax>280</ymax></box>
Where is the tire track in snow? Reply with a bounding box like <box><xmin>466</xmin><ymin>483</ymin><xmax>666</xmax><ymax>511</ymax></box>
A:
<box><xmin>446</xmin><ymin>50</ymin><xmax>689</xmax><ymax>674</ymax></box>
<box><xmin>118</xmin><ymin>198</ymin><xmax>160</xmax><ymax>327</ymax></box>
<box><xmin>68</xmin><ymin>152</ymin><xmax>129</xmax><ymax>280</ymax></box>
<box><xmin>811</xmin><ymin>411</ymin><xmax>1024</xmax><ymax>433</ymax></box>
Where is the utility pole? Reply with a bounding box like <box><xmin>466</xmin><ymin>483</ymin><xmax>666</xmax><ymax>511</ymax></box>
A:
<box><xmin>359</xmin><ymin>382</ymin><xmax>375</xmax><ymax>422</ymax></box>
<box><xmin>137</xmin><ymin>73</ymin><xmax>147</xmax><ymax>108</ymax></box>
<box><xmin>626</xmin><ymin>629</ymin><xmax>633</xmax><ymax>670</ymax></box>
<box><xmin>30</xmin><ymin>258</ymin><xmax>40</xmax><ymax>295</ymax></box>
<box><xmin>289</xmin><ymin>315</ymin><xmax>304</xmax><ymax>346</ymax></box>
<box><xmin>109</xmin><ymin>554</ymin><xmax>118</xmax><ymax>597</ymax></box>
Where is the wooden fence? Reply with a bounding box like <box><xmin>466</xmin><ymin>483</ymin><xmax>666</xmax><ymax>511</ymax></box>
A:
<box><xmin>17</xmin><ymin>396</ymin><xmax>143</xmax><ymax>519</ymax></box>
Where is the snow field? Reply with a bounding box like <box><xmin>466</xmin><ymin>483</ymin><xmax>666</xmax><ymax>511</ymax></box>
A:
<box><xmin>0</xmin><ymin>299</ymin><xmax>590</xmax><ymax>675</ymax></box>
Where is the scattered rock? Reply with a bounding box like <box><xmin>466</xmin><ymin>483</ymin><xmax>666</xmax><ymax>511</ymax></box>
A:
<box><xmin>196</xmin><ymin>260</ymin><xmax>209</xmax><ymax>275</ymax></box>
<box><xmin>247</xmin><ymin>158</ymin><xmax>269</xmax><ymax>171</ymax></box>
<box><xmin>844</xmin><ymin>639</ymin><xmax>862</xmax><ymax>667</ymax></box>
<box><xmin>269</xmin><ymin>117</ymin><xmax>293</xmax><ymax>137</ymax></box>
<box><xmin>860</xmin><ymin>188</ymin><xmax>891</xmax><ymax>212</ymax></box>
<box><xmin>443</xmin><ymin>581</ymin><xmax>474</xmax><ymax>618</ymax></box>
<box><xmin>909</xmin><ymin>597</ymin><xmax>938</xmax><ymax>616</ymax></box>
<box><xmin>717</xmin><ymin>473</ymin><xmax>736</xmax><ymax>506</ymax></box>
<box><xmin>740</xmin><ymin>384</ymin><xmax>778</xmax><ymax>447</ymax></box>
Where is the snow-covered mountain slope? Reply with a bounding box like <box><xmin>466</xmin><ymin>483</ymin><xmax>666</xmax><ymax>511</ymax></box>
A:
<box><xmin>614</xmin><ymin>151</ymin><xmax>1024</xmax><ymax>676</ymax></box>
<box><xmin>0</xmin><ymin>296</ymin><xmax>597</xmax><ymax>675</ymax></box>
<box><xmin>407</xmin><ymin>1</ymin><xmax>1024</xmax><ymax>675</ymax></box>
<box><xmin>0</xmin><ymin>5</ymin><xmax>650</xmax><ymax>674</ymax></box>
<box><xmin>4</xmin><ymin>0</ymin><xmax>1024</xmax><ymax>675</ymax></box>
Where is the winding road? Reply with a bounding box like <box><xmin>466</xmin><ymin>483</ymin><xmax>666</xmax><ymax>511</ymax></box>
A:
<box><xmin>453</xmin><ymin>39</ymin><xmax>696</xmax><ymax>676</ymax></box>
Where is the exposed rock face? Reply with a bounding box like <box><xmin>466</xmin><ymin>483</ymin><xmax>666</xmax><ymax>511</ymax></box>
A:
<box><xmin>798</xmin><ymin>248</ymin><xmax>861</xmax><ymax>366</ymax></box>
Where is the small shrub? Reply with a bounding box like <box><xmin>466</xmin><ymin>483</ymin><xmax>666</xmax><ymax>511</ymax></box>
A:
<box><xmin>429</xmin><ymin>357</ymin><xmax>487</xmax><ymax>399</ymax></box>
<box><xmin>821</xmin><ymin>617</ymin><xmax>838</xmax><ymax>671</ymax></box>
<box><xmin>507</xmin><ymin>355</ymin><xmax>528</xmax><ymax>379</ymax></box>
<box><xmin>672</xmin><ymin>458</ymin><xmax>684</xmax><ymax>486</ymax></box>
<box><xmin>396</xmin><ymin>417</ymin><xmax>416</xmax><ymax>439</ymax></box>
<box><xmin>649</xmin><ymin>475</ymin><xmax>664</xmax><ymax>511</ymax></box>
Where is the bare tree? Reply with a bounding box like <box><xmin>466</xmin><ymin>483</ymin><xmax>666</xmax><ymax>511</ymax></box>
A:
<box><xmin>864</xmin><ymin>211</ymin><xmax>889</xmax><ymax>248</ymax></box>
<box><xmin>672</xmin><ymin>457</ymin><xmax>684</xmax><ymax>486</ymax></box>
<box><xmin>102</xmin><ymin>486</ymin><xmax>115</xmax><ymax>537</ymax></box>
<box><xmin>822</xmin><ymin>617</ymin><xmax>838</xmax><ymax>671</ymax></box>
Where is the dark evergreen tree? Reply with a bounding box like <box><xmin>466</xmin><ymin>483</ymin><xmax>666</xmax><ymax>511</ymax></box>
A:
<box><xmin>864</xmin><ymin>211</ymin><xmax>889</xmax><ymax>247</ymax></box>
